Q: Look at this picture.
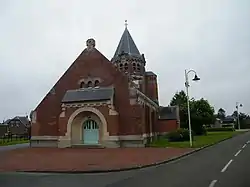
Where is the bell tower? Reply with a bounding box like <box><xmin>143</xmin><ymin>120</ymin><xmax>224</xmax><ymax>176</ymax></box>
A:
<box><xmin>111</xmin><ymin>21</ymin><xmax>146</xmax><ymax>90</ymax></box>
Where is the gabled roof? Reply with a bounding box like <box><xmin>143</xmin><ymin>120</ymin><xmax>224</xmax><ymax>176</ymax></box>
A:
<box><xmin>14</xmin><ymin>116</ymin><xmax>30</xmax><ymax>127</ymax></box>
<box><xmin>113</xmin><ymin>27</ymin><xmax>140</xmax><ymax>58</ymax></box>
<box><xmin>62</xmin><ymin>87</ymin><xmax>114</xmax><ymax>103</ymax></box>
<box><xmin>3</xmin><ymin>116</ymin><xmax>30</xmax><ymax>127</ymax></box>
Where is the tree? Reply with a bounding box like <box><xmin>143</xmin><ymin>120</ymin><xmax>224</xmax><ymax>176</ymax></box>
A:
<box><xmin>217</xmin><ymin>108</ymin><xmax>226</xmax><ymax>119</ymax></box>
<box><xmin>170</xmin><ymin>90</ymin><xmax>188</xmax><ymax>106</ymax></box>
<box><xmin>170</xmin><ymin>90</ymin><xmax>188</xmax><ymax>128</ymax></box>
<box><xmin>232</xmin><ymin>111</ymin><xmax>249</xmax><ymax>129</ymax></box>
<box><xmin>190</xmin><ymin>98</ymin><xmax>215</xmax><ymax>135</ymax></box>
<box><xmin>169</xmin><ymin>91</ymin><xmax>215</xmax><ymax>135</ymax></box>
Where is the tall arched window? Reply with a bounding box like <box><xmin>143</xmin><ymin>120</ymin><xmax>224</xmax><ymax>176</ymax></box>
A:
<box><xmin>124</xmin><ymin>63</ymin><xmax>128</xmax><ymax>70</ymax></box>
<box><xmin>94</xmin><ymin>80</ymin><xmax>100</xmax><ymax>87</ymax></box>
<box><xmin>80</xmin><ymin>82</ymin><xmax>85</xmax><ymax>88</ymax></box>
<box><xmin>132</xmin><ymin>63</ymin><xmax>136</xmax><ymax>71</ymax></box>
<box><xmin>137</xmin><ymin>63</ymin><xmax>141</xmax><ymax>71</ymax></box>
<box><xmin>119</xmin><ymin>63</ymin><xmax>123</xmax><ymax>70</ymax></box>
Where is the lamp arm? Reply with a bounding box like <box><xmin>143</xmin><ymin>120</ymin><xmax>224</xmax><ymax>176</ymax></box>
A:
<box><xmin>187</xmin><ymin>69</ymin><xmax>197</xmax><ymax>75</ymax></box>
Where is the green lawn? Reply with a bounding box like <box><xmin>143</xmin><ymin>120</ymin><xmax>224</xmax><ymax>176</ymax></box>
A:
<box><xmin>150</xmin><ymin>131</ymin><xmax>243</xmax><ymax>148</ymax></box>
<box><xmin>0</xmin><ymin>139</ymin><xmax>29</xmax><ymax>146</ymax></box>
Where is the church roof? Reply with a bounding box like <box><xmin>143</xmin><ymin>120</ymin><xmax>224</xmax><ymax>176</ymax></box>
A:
<box><xmin>62</xmin><ymin>87</ymin><xmax>114</xmax><ymax>103</ymax></box>
<box><xmin>113</xmin><ymin>27</ymin><xmax>140</xmax><ymax>58</ymax></box>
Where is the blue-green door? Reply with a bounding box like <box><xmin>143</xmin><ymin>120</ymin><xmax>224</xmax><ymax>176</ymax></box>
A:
<box><xmin>83</xmin><ymin>119</ymin><xmax>99</xmax><ymax>144</ymax></box>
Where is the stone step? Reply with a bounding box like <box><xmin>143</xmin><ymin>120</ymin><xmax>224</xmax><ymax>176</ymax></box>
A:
<box><xmin>71</xmin><ymin>144</ymin><xmax>105</xmax><ymax>149</ymax></box>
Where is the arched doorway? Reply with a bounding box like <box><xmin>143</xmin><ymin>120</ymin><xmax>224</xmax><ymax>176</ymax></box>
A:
<box><xmin>83</xmin><ymin>119</ymin><xmax>99</xmax><ymax>144</ymax></box>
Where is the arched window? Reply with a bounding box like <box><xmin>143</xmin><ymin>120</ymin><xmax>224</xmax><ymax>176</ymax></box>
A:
<box><xmin>87</xmin><ymin>81</ymin><xmax>93</xmax><ymax>87</ymax></box>
<box><xmin>137</xmin><ymin>63</ymin><xmax>141</xmax><ymax>71</ymax></box>
<box><xmin>124</xmin><ymin>63</ymin><xmax>128</xmax><ymax>70</ymax></box>
<box><xmin>119</xmin><ymin>63</ymin><xmax>123</xmax><ymax>71</ymax></box>
<box><xmin>94</xmin><ymin>80</ymin><xmax>100</xmax><ymax>87</ymax></box>
<box><xmin>80</xmin><ymin>82</ymin><xmax>85</xmax><ymax>88</ymax></box>
<box><xmin>132</xmin><ymin>63</ymin><xmax>136</xmax><ymax>71</ymax></box>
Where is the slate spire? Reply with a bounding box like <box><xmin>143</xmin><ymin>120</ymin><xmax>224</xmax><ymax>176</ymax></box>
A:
<box><xmin>113</xmin><ymin>20</ymin><xmax>140</xmax><ymax>58</ymax></box>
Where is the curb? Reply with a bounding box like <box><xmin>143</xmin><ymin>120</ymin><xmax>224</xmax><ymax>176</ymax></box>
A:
<box><xmin>17</xmin><ymin>132</ymin><xmax>246</xmax><ymax>174</ymax></box>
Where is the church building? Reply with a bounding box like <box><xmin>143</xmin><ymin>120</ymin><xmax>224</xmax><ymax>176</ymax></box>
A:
<box><xmin>30</xmin><ymin>23</ymin><xmax>180</xmax><ymax>148</ymax></box>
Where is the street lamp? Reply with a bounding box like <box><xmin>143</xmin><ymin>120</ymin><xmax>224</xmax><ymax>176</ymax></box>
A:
<box><xmin>185</xmin><ymin>69</ymin><xmax>200</xmax><ymax>147</ymax></box>
<box><xmin>236</xmin><ymin>102</ymin><xmax>243</xmax><ymax>130</ymax></box>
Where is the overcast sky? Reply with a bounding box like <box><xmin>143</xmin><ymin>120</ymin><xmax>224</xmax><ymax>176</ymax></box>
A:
<box><xmin>0</xmin><ymin>0</ymin><xmax>250</xmax><ymax>120</ymax></box>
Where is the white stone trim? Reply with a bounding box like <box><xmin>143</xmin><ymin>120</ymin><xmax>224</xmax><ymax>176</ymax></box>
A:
<box><xmin>64</xmin><ymin>101</ymin><xmax>110</xmax><ymax>108</ymax></box>
<box><xmin>108</xmin><ymin>133</ymin><xmax>154</xmax><ymax>141</ymax></box>
<box><xmin>31</xmin><ymin>136</ymin><xmax>58</xmax><ymax>140</ymax></box>
<box><xmin>66</xmin><ymin>107</ymin><xmax>108</xmax><ymax>139</ymax></box>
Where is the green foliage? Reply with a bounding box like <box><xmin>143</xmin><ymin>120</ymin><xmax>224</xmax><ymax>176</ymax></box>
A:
<box><xmin>217</xmin><ymin>108</ymin><xmax>226</xmax><ymax>119</ymax></box>
<box><xmin>169</xmin><ymin>90</ymin><xmax>215</xmax><ymax>135</ymax></box>
<box><xmin>170</xmin><ymin>90</ymin><xmax>189</xmax><ymax>128</ymax></box>
<box><xmin>206</xmin><ymin>127</ymin><xmax>235</xmax><ymax>132</ymax></box>
<box><xmin>167</xmin><ymin>128</ymin><xmax>190</xmax><ymax>142</ymax></box>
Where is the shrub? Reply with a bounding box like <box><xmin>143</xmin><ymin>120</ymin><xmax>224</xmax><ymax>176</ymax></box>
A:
<box><xmin>168</xmin><ymin>128</ymin><xmax>190</xmax><ymax>142</ymax></box>
<box><xmin>206</xmin><ymin>127</ymin><xmax>235</xmax><ymax>132</ymax></box>
<box><xmin>194</xmin><ymin>125</ymin><xmax>207</xmax><ymax>136</ymax></box>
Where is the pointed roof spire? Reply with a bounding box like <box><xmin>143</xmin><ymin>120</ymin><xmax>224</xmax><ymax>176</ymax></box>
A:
<box><xmin>113</xmin><ymin>20</ymin><xmax>140</xmax><ymax>58</ymax></box>
<box><xmin>125</xmin><ymin>20</ymin><xmax>128</xmax><ymax>28</ymax></box>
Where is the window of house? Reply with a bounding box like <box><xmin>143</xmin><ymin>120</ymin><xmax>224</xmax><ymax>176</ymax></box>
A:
<box><xmin>94</xmin><ymin>80</ymin><xmax>100</xmax><ymax>87</ymax></box>
<box><xmin>87</xmin><ymin>81</ymin><xmax>93</xmax><ymax>87</ymax></box>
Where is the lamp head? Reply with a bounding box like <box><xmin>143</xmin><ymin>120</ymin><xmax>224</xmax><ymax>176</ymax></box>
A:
<box><xmin>192</xmin><ymin>74</ymin><xmax>200</xmax><ymax>81</ymax></box>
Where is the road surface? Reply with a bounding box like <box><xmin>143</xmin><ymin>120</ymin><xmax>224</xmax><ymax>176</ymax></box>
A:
<box><xmin>0</xmin><ymin>132</ymin><xmax>250</xmax><ymax>187</ymax></box>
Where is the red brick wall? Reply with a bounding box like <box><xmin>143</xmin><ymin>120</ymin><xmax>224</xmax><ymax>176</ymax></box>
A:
<box><xmin>145</xmin><ymin>74</ymin><xmax>158</xmax><ymax>101</ymax></box>
<box><xmin>155</xmin><ymin>119</ymin><xmax>179</xmax><ymax>133</ymax></box>
<box><xmin>32</xmin><ymin>48</ymin><xmax>145</xmax><ymax>137</ymax></box>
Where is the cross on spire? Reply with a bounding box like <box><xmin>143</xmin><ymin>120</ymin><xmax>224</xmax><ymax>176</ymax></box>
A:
<box><xmin>125</xmin><ymin>20</ymin><xmax>128</xmax><ymax>28</ymax></box>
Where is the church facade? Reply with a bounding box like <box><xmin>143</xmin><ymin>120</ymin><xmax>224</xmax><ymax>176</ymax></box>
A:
<box><xmin>30</xmin><ymin>25</ymin><xmax>180</xmax><ymax>148</ymax></box>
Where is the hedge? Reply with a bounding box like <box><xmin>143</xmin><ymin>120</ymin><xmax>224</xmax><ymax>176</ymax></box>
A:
<box><xmin>206</xmin><ymin>127</ymin><xmax>235</xmax><ymax>132</ymax></box>
<box><xmin>168</xmin><ymin>128</ymin><xmax>190</xmax><ymax>142</ymax></box>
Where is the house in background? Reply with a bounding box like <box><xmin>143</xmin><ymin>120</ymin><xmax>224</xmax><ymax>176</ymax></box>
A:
<box><xmin>2</xmin><ymin>116</ymin><xmax>30</xmax><ymax>136</ymax></box>
<box><xmin>221</xmin><ymin>116</ymin><xmax>236</xmax><ymax>128</ymax></box>
<box><xmin>0</xmin><ymin>124</ymin><xmax>8</xmax><ymax>138</ymax></box>
<box><xmin>213</xmin><ymin>116</ymin><xmax>236</xmax><ymax>128</ymax></box>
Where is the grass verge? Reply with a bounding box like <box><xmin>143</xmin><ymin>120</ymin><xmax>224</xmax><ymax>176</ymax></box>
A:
<box><xmin>0</xmin><ymin>139</ymin><xmax>29</xmax><ymax>146</ymax></box>
<box><xmin>150</xmin><ymin>131</ymin><xmax>243</xmax><ymax>148</ymax></box>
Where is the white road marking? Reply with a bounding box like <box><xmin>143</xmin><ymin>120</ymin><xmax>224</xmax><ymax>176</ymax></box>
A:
<box><xmin>235</xmin><ymin>149</ymin><xmax>242</xmax><ymax>157</ymax></box>
<box><xmin>247</xmin><ymin>141</ymin><xmax>250</xmax><ymax>144</ymax></box>
<box><xmin>209</xmin><ymin>180</ymin><xmax>218</xmax><ymax>187</ymax></box>
<box><xmin>221</xmin><ymin>159</ymin><xmax>233</xmax><ymax>173</ymax></box>
<box><xmin>242</xmin><ymin>144</ymin><xmax>247</xmax><ymax>149</ymax></box>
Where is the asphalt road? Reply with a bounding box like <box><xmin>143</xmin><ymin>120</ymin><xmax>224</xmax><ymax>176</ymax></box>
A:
<box><xmin>0</xmin><ymin>132</ymin><xmax>250</xmax><ymax>187</ymax></box>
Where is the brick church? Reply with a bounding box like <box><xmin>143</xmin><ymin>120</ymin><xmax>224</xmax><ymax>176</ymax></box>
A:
<box><xmin>30</xmin><ymin>23</ymin><xmax>180</xmax><ymax>148</ymax></box>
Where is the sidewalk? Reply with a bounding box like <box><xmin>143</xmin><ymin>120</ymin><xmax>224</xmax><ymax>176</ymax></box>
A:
<box><xmin>0</xmin><ymin>147</ymin><xmax>194</xmax><ymax>173</ymax></box>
